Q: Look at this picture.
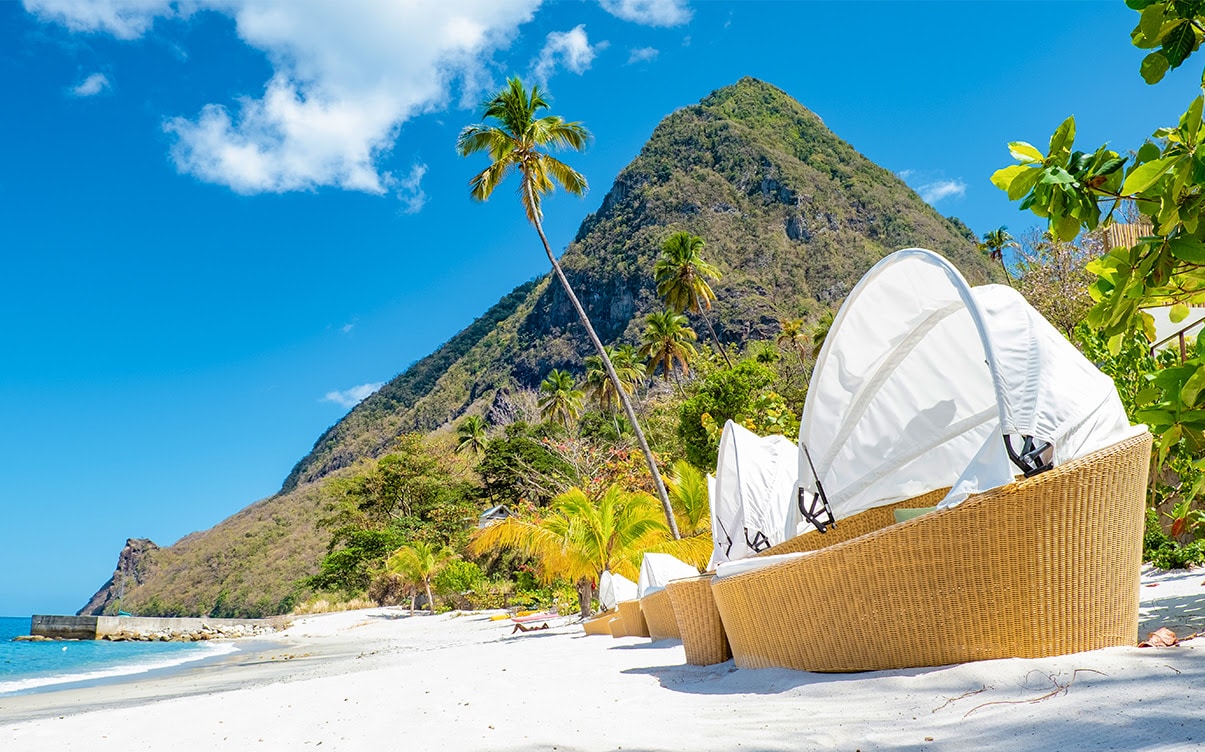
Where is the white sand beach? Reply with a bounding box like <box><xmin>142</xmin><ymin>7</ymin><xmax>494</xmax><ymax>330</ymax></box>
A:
<box><xmin>3</xmin><ymin>566</ymin><xmax>1204</xmax><ymax>751</ymax></box>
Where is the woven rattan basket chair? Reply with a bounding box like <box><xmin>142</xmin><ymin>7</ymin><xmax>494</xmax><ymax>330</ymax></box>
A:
<box><xmin>668</xmin><ymin>486</ymin><xmax>953</xmax><ymax>666</ymax></box>
<box><xmin>710</xmin><ymin>432</ymin><xmax>1152</xmax><ymax>672</ymax></box>
<box><xmin>617</xmin><ymin>599</ymin><xmax>650</xmax><ymax>638</ymax></box>
<box><xmin>582</xmin><ymin>611</ymin><xmax>618</xmax><ymax>636</ymax></box>
<box><xmin>640</xmin><ymin>588</ymin><xmax>680</xmax><ymax>640</ymax></box>
<box><xmin>666</xmin><ymin>575</ymin><xmax>730</xmax><ymax>665</ymax></box>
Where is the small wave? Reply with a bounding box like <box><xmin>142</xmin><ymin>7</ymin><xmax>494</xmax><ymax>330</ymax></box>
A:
<box><xmin>0</xmin><ymin>641</ymin><xmax>239</xmax><ymax>696</ymax></box>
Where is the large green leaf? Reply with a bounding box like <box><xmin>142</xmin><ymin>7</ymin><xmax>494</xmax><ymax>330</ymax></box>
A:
<box><xmin>1008</xmin><ymin>141</ymin><xmax>1045</xmax><ymax>163</ymax></box>
<box><xmin>1140</xmin><ymin>4</ymin><xmax>1167</xmax><ymax>42</ymax></box>
<box><xmin>1123</xmin><ymin>155</ymin><xmax>1180</xmax><ymax>194</ymax></box>
<box><xmin>1006</xmin><ymin>166</ymin><xmax>1043</xmax><ymax>201</ymax></box>
<box><xmin>1184</xmin><ymin>365</ymin><xmax>1205</xmax><ymax>406</ymax></box>
<box><xmin>1048</xmin><ymin>116</ymin><xmax>1076</xmax><ymax>157</ymax></box>
<box><xmin>1142</xmin><ymin>51</ymin><xmax>1171</xmax><ymax>83</ymax></box>
<box><xmin>991</xmin><ymin>164</ymin><xmax>1027</xmax><ymax>191</ymax></box>
<box><xmin>1170</xmin><ymin>235</ymin><xmax>1205</xmax><ymax>263</ymax></box>
<box><xmin>1163</xmin><ymin>20</ymin><xmax>1196</xmax><ymax>67</ymax></box>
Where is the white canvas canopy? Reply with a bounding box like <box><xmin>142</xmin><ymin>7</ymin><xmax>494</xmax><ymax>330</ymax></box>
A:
<box><xmin>710</xmin><ymin>420</ymin><xmax>800</xmax><ymax>569</ymax></box>
<box><xmin>598</xmin><ymin>570</ymin><xmax>637</xmax><ymax>610</ymax></box>
<box><xmin>785</xmin><ymin>248</ymin><xmax>1140</xmax><ymax>539</ymax></box>
<box><xmin>637</xmin><ymin>553</ymin><xmax>699</xmax><ymax>597</ymax></box>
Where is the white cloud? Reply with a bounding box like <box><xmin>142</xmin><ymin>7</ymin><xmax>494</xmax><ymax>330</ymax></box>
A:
<box><xmin>28</xmin><ymin>0</ymin><xmax>541</xmax><ymax>194</ymax></box>
<box><xmin>397</xmin><ymin>163</ymin><xmax>428</xmax><ymax>214</ymax></box>
<box><xmin>599</xmin><ymin>0</ymin><xmax>690</xmax><ymax>26</ymax></box>
<box><xmin>24</xmin><ymin>0</ymin><xmax>177</xmax><ymax>40</ymax></box>
<box><xmin>70</xmin><ymin>72</ymin><xmax>111</xmax><ymax>97</ymax></box>
<box><xmin>531</xmin><ymin>25</ymin><xmax>598</xmax><ymax>84</ymax></box>
<box><xmin>917</xmin><ymin>179</ymin><xmax>967</xmax><ymax>205</ymax></box>
<box><xmin>322</xmin><ymin>382</ymin><xmax>384</xmax><ymax>408</ymax></box>
<box><xmin>627</xmin><ymin>46</ymin><xmax>658</xmax><ymax>64</ymax></box>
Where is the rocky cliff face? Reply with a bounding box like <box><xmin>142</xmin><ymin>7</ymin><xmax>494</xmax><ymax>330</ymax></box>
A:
<box><xmin>87</xmin><ymin>77</ymin><xmax>997</xmax><ymax>617</ymax></box>
<box><xmin>77</xmin><ymin>538</ymin><xmax>159</xmax><ymax>616</ymax></box>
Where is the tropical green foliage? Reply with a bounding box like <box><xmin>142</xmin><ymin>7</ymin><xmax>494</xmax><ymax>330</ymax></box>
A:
<box><xmin>664</xmin><ymin>460</ymin><xmax>711</xmax><ymax>537</ymax></box>
<box><xmin>470</xmin><ymin>483</ymin><xmax>692</xmax><ymax>615</ymax></box>
<box><xmin>305</xmin><ymin>436</ymin><xmax>477</xmax><ymax>595</ymax></box>
<box><xmin>654</xmin><ymin>230</ymin><xmax>729</xmax><ymax>365</ymax></box>
<box><xmin>777</xmin><ymin>318</ymin><xmax>809</xmax><ymax>364</ymax></box>
<box><xmin>455</xmin><ymin>415</ymin><xmax>489</xmax><ymax>455</ymax></box>
<box><xmin>639</xmin><ymin>310</ymin><xmax>699</xmax><ymax>381</ymax></box>
<box><xmin>386</xmin><ymin>541</ymin><xmax>459</xmax><ymax>613</ymax></box>
<box><xmin>585</xmin><ymin>345</ymin><xmax>644</xmax><ymax>412</ymax></box>
<box><xmin>538</xmin><ymin>369</ymin><xmax>585</xmax><ymax>427</ymax></box>
<box><xmin>1077</xmin><ymin>325</ymin><xmax>1205</xmax><ymax>567</ymax></box>
<box><xmin>978</xmin><ymin>226</ymin><xmax>1015</xmax><ymax>284</ymax></box>
<box><xmin>678</xmin><ymin>359</ymin><xmax>783</xmax><ymax>468</ymax></box>
<box><xmin>992</xmin><ymin>4</ymin><xmax>1205</xmax><ymax>568</ymax></box>
<box><xmin>477</xmin><ymin>421</ymin><xmax>575</xmax><ymax>506</ymax></box>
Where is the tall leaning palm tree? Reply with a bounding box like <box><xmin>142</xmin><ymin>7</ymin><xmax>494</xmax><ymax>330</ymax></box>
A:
<box><xmin>979</xmin><ymin>226</ymin><xmax>1016</xmax><ymax>286</ymax></box>
<box><xmin>654</xmin><ymin>231</ymin><xmax>730</xmax><ymax>366</ymax></box>
<box><xmin>639</xmin><ymin>310</ymin><xmax>698</xmax><ymax>383</ymax></box>
<box><xmin>457</xmin><ymin>76</ymin><xmax>679</xmax><ymax>539</ymax></box>
<box><xmin>538</xmin><ymin>369</ymin><xmax>584</xmax><ymax>428</ymax></box>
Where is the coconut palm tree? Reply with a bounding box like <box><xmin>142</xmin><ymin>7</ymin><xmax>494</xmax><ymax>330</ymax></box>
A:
<box><xmin>538</xmin><ymin>369</ymin><xmax>584</xmax><ymax>428</ymax></box>
<box><xmin>654</xmin><ymin>231</ymin><xmax>730</xmax><ymax>366</ymax></box>
<box><xmin>455</xmin><ymin>415</ymin><xmax>489</xmax><ymax>455</ymax></box>
<box><xmin>777</xmin><ymin>317</ymin><xmax>808</xmax><ymax>366</ymax></box>
<box><xmin>457</xmin><ymin>76</ymin><xmax>679</xmax><ymax>540</ymax></box>
<box><xmin>639</xmin><ymin>310</ymin><xmax>698</xmax><ymax>383</ymax></box>
<box><xmin>663</xmin><ymin>460</ymin><xmax>710</xmax><ymax>537</ymax></box>
<box><xmin>470</xmin><ymin>483</ymin><xmax>706</xmax><ymax>616</ymax></box>
<box><xmin>386</xmin><ymin>541</ymin><xmax>458</xmax><ymax>614</ymax></box>
<box><xmin>979</xmin><ymin>226</ymin><xmax>1016</xmax><ymax>286</ymax></box>
<box><xmin>584</xmin><ymin>344</ymin><xmax>645</xmax><ymax>412</ymax></box>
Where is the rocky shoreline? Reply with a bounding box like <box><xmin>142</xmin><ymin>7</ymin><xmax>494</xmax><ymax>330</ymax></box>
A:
<box><xmin>15</xmin><ymin>620</ymin><xmax>284</xmax><ymax>643</ymax></box>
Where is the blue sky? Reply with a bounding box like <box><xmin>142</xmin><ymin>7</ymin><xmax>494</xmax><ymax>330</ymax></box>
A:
<box><xmin>0</xmin><ymin>1</ymin><xmax>1199</xmax><ymax>617</ymax></box>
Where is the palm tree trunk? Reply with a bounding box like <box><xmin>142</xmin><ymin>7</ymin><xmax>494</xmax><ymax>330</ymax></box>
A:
<box><xmin>424</xmin><ymin>580</ymin><xmax>434</xmax><ymax>613</ymax></box>
<box><xmin>576</xmin><ymin>578</ymin><xmax>594</xmax><ymax>618</ymax></box>
<box><xmin>999</xmin><ymin>257</ymin><xmax>1014</xmax><ymax>288</ymax></box>
<box><xmin>698</xmin><ymin>307</ymin><xmax>732</xmax><ymax>367</ymax></box>
<box><xmin>528</xmin><ymin>189</ymin><xmax>680</xmax><ymax>540</ymax></box>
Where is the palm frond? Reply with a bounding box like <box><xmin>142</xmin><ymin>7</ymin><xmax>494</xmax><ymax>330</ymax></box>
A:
<box><xmin>541</xmin><ymin>154</ymin><xmax>588</xmax><ymax>196</ymax></box>
<box><xmin>639</xmin><ymin>533</ymin><xmax>713</xmax><ymax>570</ymax></box>
<box><xmin>469</xmin><ymin>158</ymin><xmax>517</xmax><ymax>202</ymax></box>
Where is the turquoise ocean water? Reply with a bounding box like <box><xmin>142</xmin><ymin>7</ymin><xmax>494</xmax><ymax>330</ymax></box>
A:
<box><xmin>0</xmin><ymin>616</ymin><xmax>235</xmax><ymax>695</ymax></box>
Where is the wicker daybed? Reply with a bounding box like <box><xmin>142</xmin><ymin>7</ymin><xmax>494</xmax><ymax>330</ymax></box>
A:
<box><xmin>710</xmin><ymin>432</ymin><xmax>1151</xmax><ymax>672</ymax></box>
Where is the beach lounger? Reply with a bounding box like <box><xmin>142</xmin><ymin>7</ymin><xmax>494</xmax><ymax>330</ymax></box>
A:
<box><xmin>582</xmin><ymin>611</ymin><xmax>618</xmax><ymax>636</ymax></box>
<box><xmin>640</xmin><ymin>588</ymin><xmax>680</xmax><ymax>641</ymax></box>
<box><xmin>617</xmin><ymin>599</ymin><xmax>650</xmax><ymax>638</ymax></box>
<box><xmin>666</xmin><ymin>575</ymin><xmax>730</xmax><ymax>665</ymax></box>
<box><xmin>667</xmin><ymin>487</ymin><xmax>951</xmax><ymax>666</ymax></box>
<box><xmin>710</xmin><ymin>432</ymin><xmax>1151</xmax><ymax>672</ymax></box>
